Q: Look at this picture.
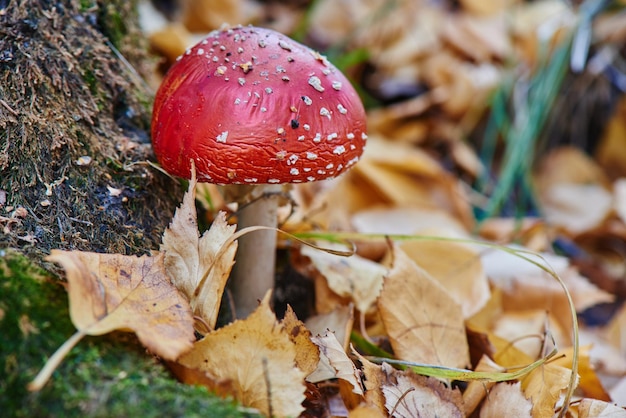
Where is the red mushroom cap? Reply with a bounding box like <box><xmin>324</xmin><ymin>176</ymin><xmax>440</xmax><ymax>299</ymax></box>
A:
<box><xmin>151</xmin><ymin>25</ymin><xmax>367</xmax><ymax>184</ymax></box>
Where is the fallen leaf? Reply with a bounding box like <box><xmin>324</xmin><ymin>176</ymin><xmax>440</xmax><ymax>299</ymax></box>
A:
<box><xmin>310</xmin><ymin>332</ymin><xmax>364</xmax><ymax>395</ymax></box>
<box><xmin>161</xmin><ymin>174</ymin><xmax>237</xmax><ymax>329</ymax></box>
<box><xmin>306</xmin><ymin>304</ymin><xmax>354</xmax><ymax>350</ymax></box>
<box><xmin>47</xmin><ymin>250</ymin><xmax>195</xmax><ymax>360</ymax></box>
<box><xmin>378</xmin><ymin>244</ymin><xmax>470</xmax><ymax>368</ymax></box>
<box><xmin>399</xmin><ymin>239</ymin><xmax>491</xmax><ymax>318</ymax></box>
<box><xmin>380</xmin><ymin>362</ymin><xmax>464</xmax><ymax>417</ymax></box>
<box><xmin>578</xmin><ymin>398</ymin><xmax>626</xmax><ymax>417</ymax></box>
<box><xmin>522</xmin><ymin>362</ymin><xmax>573</xmax><ymax>418</ymax></box>
<box><xmin>552</xmin><ymin>345</ymin><xmax>610</xmax><ymax>401</ymax></box>
<box><xmin>178</xmin><ymin>293</ymin><xmax>306</xmax><ymax>417</ymax></box>
<box><xmin>282</xmin><ymin>306</ymin><xmax>320</xmax><ymax>378</ymax></box>
<box><xmin>479</xmin><ymin>382</ymin><xmax>532</xmax><ymax>418</ymax></box>
<box><xmin>301</xmin><ymin>244</ymin><xmax>387</xmax><ymax>313</ymax></box>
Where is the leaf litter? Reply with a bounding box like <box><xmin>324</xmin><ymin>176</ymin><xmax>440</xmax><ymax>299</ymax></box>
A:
<box><xmin>27</xmin><ymin>0</ymin><xmax>626</xmax><ymax>416</ymax></box>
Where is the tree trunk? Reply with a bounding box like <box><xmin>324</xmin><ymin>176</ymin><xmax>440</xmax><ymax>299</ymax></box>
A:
<box><xmin>0</xmin><ymin>0</ymin><xmax>181</xmax><ymax>266</ymax></box>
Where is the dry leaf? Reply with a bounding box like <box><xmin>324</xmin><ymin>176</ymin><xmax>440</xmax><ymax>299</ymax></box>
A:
<box><xmin>578</xmin><ymin>398</ymin><xmax>626</xmax><ymax>417</ymax></box>
<box><xmin>462</xmin><ymin>355</ymin><xmax>503</xmax><ymax>415</ymax></box>
<box><xmin>47</xmin><ymin>250</ymin><xmax>195</xmax><ymax>360</ymax></box>
<box><xmin>306</xmin><ymin>304</ymin><xmax>354</xmax><ymax>350</ymax></box>
<box><xmin>378</xmin><ymin>244</ymin><xmax>470</xmax><ymax>368</ymax></box>
<box><xmin>380</xmin><ymin>363</ymin><xmax>464</xmax><ymax>417</ymax></box>
<box><xmin>522</xmin><ymin>362</ymin><xmax>573</xmax><ymax>418</ymax></box>
<box><xmin>399</xmin><ymin>240</ymin><xmax>490</xmax><ymax>318</ymax></box>
<box><xmin>282</xmin><ymin>306</ymin><xmax>320</xmax><ymax>377</ymax></box>
<box><xmin>161</xmin><ymin>175</ymin><xmax>237</xmax><ymax>329</ymax></box>
<box><xmin>310</xmin><ymin>332</ymin><xmax>364</xmax><ymax>395</ymax></box>
<box><xmin>301</xmin><ymin>244</ymin><xmax>387</xmax><ymax>313</ymax></box>
<box><xmin>178</xmin><ymin>293</ymin><xmax>306</xmax><ymax>417</ymax></box>
<box><xmin>552</xmin><ymin>345</ymin><xmax>610</xmax><ymax>401</ymax></box>
<box><xmin>479</xmin><ymin>382</ymin><xmax>532</xmax><ymax>418</ymax></box>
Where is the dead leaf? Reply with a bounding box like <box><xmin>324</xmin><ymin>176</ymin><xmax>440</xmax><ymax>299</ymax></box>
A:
<box><xmin>47</xmin><ymin>250</ymin><xmax>195</xmax><ymax>360</ymax></box>
<box><xmin>301</xmin><ymin>244</ymin><xmax>387</xmax><ymax>313</ymax></box>
<box><xmin>578</xmin><ymin>398</ymin><xmax>626</xmax><ymax>417</ymax></box>
<box><xmin>310</xmin><ymin>332</ymin><xmax>364</xmax><ymax>395</ymax></box>
<box><xmin>462</xmin><ymin>355</ymin><xmax>502</xmax><ymax>415</ymax></box>
<box><xmin>178</xmin><ymin>293</ymin><xmax>306</xmax><ymax>417</ymax></box>
<box><xmin>399</xmin><ymin>239</ymin><xmax>491</xmax><ymax>318</ymax></box>
<box><xmin>479</xmin><ymin>382</ymin><xmax>532</xmax><ymax>418</ymax></box>
<box><xmin>161</xmin><ymin>174</ymin><xmax>237</xmax><ymax>329</ymax></box>
<box><xmin>522</xmin><ymin>362</ymin><xmax>573</xmax><ymax>418</ymax></box>
<box><xmin>282</xmin><ymin>306</ymin><xmax>320</xmax><ymax>377</ymax></box>
<box><xmin>378</xmin><ymin>244</ymin><xmax>470</xmax><ymax>368</ymax></box>
<box><xmin>380</xmin><ymin>363</ymin><xmax>464</xmax><ymax>417</ymax></box>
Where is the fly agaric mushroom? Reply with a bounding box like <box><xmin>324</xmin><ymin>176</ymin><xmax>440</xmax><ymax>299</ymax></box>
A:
<box><xmin>152</xmin><ymin>25</ymin><xmax>367</xmax><ymax>318</ymax></box>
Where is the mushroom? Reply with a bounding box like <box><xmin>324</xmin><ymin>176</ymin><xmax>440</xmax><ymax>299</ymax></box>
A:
<box><xmin>151</xmin><ymin>25</ymin><xmax>367</xmax><ymax>318</ymax></box>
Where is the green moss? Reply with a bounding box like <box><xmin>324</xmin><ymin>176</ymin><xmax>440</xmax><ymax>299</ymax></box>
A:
<box><xmin>0</xmin><ymin>251</ymin><xmax>249</xmax><ymax>417</ymax></box>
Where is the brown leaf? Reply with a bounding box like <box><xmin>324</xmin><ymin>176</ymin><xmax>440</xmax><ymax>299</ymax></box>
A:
<box><xmin>479</xmin><ymin>382</ymin><xmax>532</xmax><ymax>418</ymax></box>
<box><xmin>380</xmin><ymin>363</ymin><xmax>464</xmax><ymax>417</ymax></box>
<box><xmin>378</xmin><ymin>244</ymin><xmax>470</xmax><ymax>368</ymax></box>
<box><xmin>399</xmin><ymin>240</ymin><xmax>490</xmax><ymax>318</ymax></box>
<box><xmin>161</xmin><ymin>174</ymin><xmax>237</xmax><ymax>329</ymax></box>
<box><xmin>578</xmin><ymin>398</ymin><xmax>626</xmax><ymax>417</ymax></box>
<box><xmin>178</xmin><ymin>293</ymin><xmax>306</xmax><ymax>417</ymax></box>
<box><xmin>46</xmin><ymin>250</ymin><xmax>195</xmax><ymax>360</ymax></box>
<box><xmin>282</xmin><ymin>306</ymin><xmax>320</xmax><ymax>378</ymax></box>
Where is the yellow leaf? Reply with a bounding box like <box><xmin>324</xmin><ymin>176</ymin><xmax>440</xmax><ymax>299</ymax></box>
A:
<box><xmin>378</xmin><ymin>244</ymin><xmax>469</xmax><ymax>368</ymax></box>
<box><xmin>47</xmin><ymin>250</ymin><xmax>195</xmax><ymax>360</ymax></box>
<box><xmin>282</xmin><ymin>306</ymin><xmax>320</xmax><ymax>378</ymax></box>
<box><xmin>161</xmin><ymin>174</ymin><xmax>237</xmax><ymax>329</ymax></box>
<box><xmin>178</xmin><ymin>293</ymin><xmax>306</xmax><ymax>417</ymax></box>
<box><xmin>522</xmin><ymin>362</ymin><xmax>573</xmax><ymax>418</ymax></box>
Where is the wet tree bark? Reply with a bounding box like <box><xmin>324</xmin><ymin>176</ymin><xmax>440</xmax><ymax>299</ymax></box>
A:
<box><xmin>0</xmin><ymin>0</ymin><xmax>182</xmax><ymax>266</ymax></box>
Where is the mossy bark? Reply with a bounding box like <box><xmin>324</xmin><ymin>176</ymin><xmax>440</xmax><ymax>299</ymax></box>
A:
<box><xmin>0</xmin><ymin>0</ymin><xmax>181</xmax><ymax>267</ymax></box>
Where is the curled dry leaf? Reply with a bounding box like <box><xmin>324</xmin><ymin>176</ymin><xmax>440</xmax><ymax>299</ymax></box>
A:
<box><xmin>577</xmin><ymin>398</ymin><xmax>626</xmax><ymax>417</ymax></box>
<box><xmin>380</xmin><ymin>363</ymin><xmax>464</xmax><ymax>417</ymax></box>
<box><xmin>378</xmin><ymin>244</ymin><xmax>470</xmax><ymax>369</ymax></box>
<box><xmin>161</xmin><ymin>174</ymin><xmax>237</xmax><ymax>330</ymax></box>
<box><xmin>309</xmin><ymin>331</ymin><xmax>364</xmax><ymax>395</ymax></box>
<box><xmin>522</xmin><ymin>362</ymin><xmax>573</xmax><ymax>418</ymax></box>
<box><xmin>177</xmin><ymin>293</ymin><xmax>307</xmax><ymax>418</ymax></box>
<box><xmin>47</xmin><ymin>250</ymin><xmax>195</xmax><ymax>360</ymax></box>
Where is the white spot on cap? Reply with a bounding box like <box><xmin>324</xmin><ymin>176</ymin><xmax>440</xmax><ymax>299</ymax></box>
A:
<box><xmin>297</xmin><ymin>135</ymin><xmax>305</xmax><ymax>141</ymax></box>
<box><xmin>215</xmin><ymin>66</ymin><xmax>227</xmax><ymax>76</ymax></box>
<box><xmin>313</xmin><ymin>133</ymin><xmax>322</xmax><ymax>143</ymax></box>
<box><xmin>279</xmin><ymin>40</ymin><xmax>292</xmax><ymax>51</ymax></box>
<box><xmin>361</xmin><ymin>133</ymin><xmax>368</xmax><ymax>140</ymax></box>
<box><xmin>302</xmin><ymin>96</ymin><xmax>312</xmax><ymax>106</ymax></box>
<box><xmin>234</xmin><ymin>98</ymin><xmax>241</xmax><ymax>105</ymax></box>
<box><xmin>277</xmin><ymin>127</ymin><xmax>285</xmax><ymax>135</ymax></box>
<box><xmin>333</xmin><ymin>146</ymin><xmax>346</xmax><ymax>155</ymax></box>
<box><xmin>346</xmin><ymin>156</ymin><xmax>359</xmax><ymax>167</ymax></box>
<box><xmin>337</xmin><ymin>104</ymin><xmax>347</xmax><ymax>114</ymax></box>
<box><xmin>346</xmin><ymin>133</ymin><xmax>355</xmax><ymax>139</ymax></box>
<box><xmin>212</xmin><ymin>56</ymin><xmax>219</xmax><ymax>62</ymax></box>
<box><xmin>332</xmin><ymin>81</ymin><xmax>342</xmax><ymax>90</ymax></box>
<box><xmin>322</xmin><ymin>68</ymin><xmax>331</xmax><ymax>76</ymax></box>
<box><xmin>197</xmin><ymin>48</ymin><xmax>205</xmax><ymax>55</ymax></box>
<box><xmin>290</xmin><ymin>168</ymin><xmax>299</xmax><ymax>175</ymax></box>
<box><xmin>303</xmin><ymin>167</ymin><xmax>311</xmax><ymax>172</ymax></box>
<box><xmin>307</xmin><ymin>176</ymin><xmax>316</xmax><ymax>181</ymax></box>
<box><xmin>326</xmin><ymin>163</ymin><xmax>334</xmax><ymax>169</ymax></box>
<box><xmin>327</xmin><ymin>133</ymin><xmax>338</xmax><ymax>141</ymax></box>
<box><xmin>261</xmin><ymin>107</ymin><xmax>267</xmax><ymax>112</ymax></box>
<box><xmin>237</xmin><ymin>47</ymin><xmax>244</xmax><ymax>53</ymax></box>
<box><xmin>276</xmin><ymin>150</ymin><xmax>287</xmax><ymax>160</ymax></box>
<box><xmin>320</xmin><ymin>107</ymin><xmax>331</xmax><ymax>119</ymax></box>
<box><xmin>287</xmin><ymin>154</ymin><xmax>298</xmax><ymax>165</ymax></box>
<box><xmin>317</xmin><ymin>169</ymin><xmax>326</xmax><ymax>175</ymax></box>
<box><xmin>265</xmin><ymin>87</ymin><xmax>273</xmax><ymax>94</ymax></box>
<box><xmin>185</xmin><ymin>48</ymin><xmax>191</xmax><ymax>55</ymax></box>
<box><xmin>201</xmin><ymin>39</ymin><xmax>208</xmax><ymax>45</ymax></box>
<box><xmin>268</xmin><ymin>178</ymin><xmax>280</xmax><ymax>183</ymax></box>
<box><xmin>276</xmin><ymin>65</ymin><xmax>286</xmax><ymax>73</ymax></box>
<box><xmin>306</xmin><ymin>152</ymin><xmax>318</xmax><ymax>160</ymax></box>
<box><xmin>308</xmin><ymin>76</ymin><xmax>324</xmax><ymax>92</ymax></box>
<box><xmin>258</xmin><ymin>39</ymin><xmax>267</xmax><ymax>48</ymax></box>
<box><xmin>303</xmin><ymin>124</ymin><xmax>311</xmax><ymax>131</ymax></box>
<box><xmin>220</xmin><ymin>45</ymin><xmax>226</xmax><ymax>51</ymax></box>
<box><xmin>244</xmin><ymin>178</ymin><xmax>258</xmax><ymax>183</ymax></box>
<box><xmin>238</xmin><ymin>78</ymin><xmax>246</xmax><ymax>86</ymax></box>
<box><xmin>216</xmin><ymin>131</ymin><xmax>229</xmax><ymax>143</ymax></box>
<box><xmin>350</xmin><ymin>144</ymin><xmax>356</xmax><ymax>150</ymax></box>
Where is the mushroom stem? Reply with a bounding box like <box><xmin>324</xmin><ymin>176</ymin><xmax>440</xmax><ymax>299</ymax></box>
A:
<box><xmin>229</xmin><ymin>184</ymin><xmax>282</xmax><ymax>318</ymax></box>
